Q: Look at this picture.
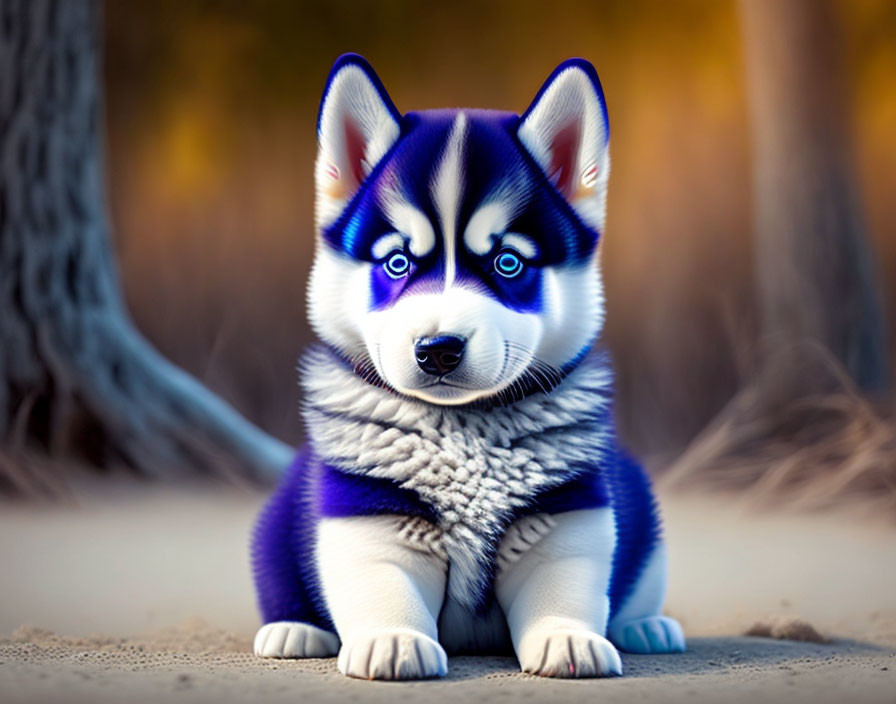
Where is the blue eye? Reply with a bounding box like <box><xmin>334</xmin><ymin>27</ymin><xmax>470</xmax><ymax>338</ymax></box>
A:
<box><xmin>494</xmin><ymin>250</ymin><xmax>523</xmax><ymax>278</ymax></box>
<box><xmin>384</xmin><ymin>251</ymin><xmax>411</xmax><ymax>279</ymax></box>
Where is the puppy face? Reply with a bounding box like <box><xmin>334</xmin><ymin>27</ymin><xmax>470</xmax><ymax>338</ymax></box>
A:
<box><xmin>308</xmin><ymin>55</ymin><xmax>610</xmax><ymax>405</ymax></box>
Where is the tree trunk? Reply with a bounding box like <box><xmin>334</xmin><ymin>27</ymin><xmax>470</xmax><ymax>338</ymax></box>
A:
<box><xmin>0</xmin><ymin>0</ymin><xmax>291</xmax><ymax>494</ymax></box>
<box><xmin>740</xmin><ymin>0</ymin><xmax>888</xmax><ymax>396</ymax></box>
<box><xmin>661</xmin><ymin>1</ymin><xmax>893</xmax><ymax>509</ymax></box>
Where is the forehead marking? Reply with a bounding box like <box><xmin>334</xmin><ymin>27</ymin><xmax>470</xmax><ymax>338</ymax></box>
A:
<box><xmin>381</xmin><ymin>200</ymin><xmax>435</xmax><ymax>258</ymax></box>
<box><xmin>464</xmin><ymin>198</ymin><xmax>538</xmax><ymax>260</ymax></box>
<box><xmin>378</xmin><ymin>163</ymin><xmax>436</xmax><ymax>258</ymax></box>
<box><xmin>431</xmin><ymin>113</ymin><xmax>468</xmax><ymax>287</ymax></box>
<box><xmin>463</xmin><ymin>201</ymin><xmax>509</xmax><ymax>256</ymax></box>
<box><xmin>371</xmin><ymin>233</ymin><xmax>405</xmax><ymax>260</ymax></box>
<box><xmin>501</xmin><ymin>233</ymin><xmax>538</xmax><ymax>259</ymax></box>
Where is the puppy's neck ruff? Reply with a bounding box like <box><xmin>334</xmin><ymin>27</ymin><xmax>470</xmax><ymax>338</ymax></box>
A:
<box><xmin>301</xmin><ymin>344</ymin><xmax>615</xmax><ymax>607</ymax></box>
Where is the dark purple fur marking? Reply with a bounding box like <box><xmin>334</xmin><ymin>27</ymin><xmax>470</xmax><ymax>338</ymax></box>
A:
<box><xmin>251</xmin><ymin>434</ymin><xmax>659</xmax><ymax>629</ymax></box>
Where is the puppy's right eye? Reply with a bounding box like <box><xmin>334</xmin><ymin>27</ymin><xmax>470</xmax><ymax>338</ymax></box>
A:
<box><xmin>383</xmin><ymin>252</ymin><xmax>411</xmax><ymax>279</ymax></box>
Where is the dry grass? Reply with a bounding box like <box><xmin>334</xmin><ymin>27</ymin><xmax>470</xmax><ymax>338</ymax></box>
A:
<box><xmin>744</xmin><ymin>619</ymin><xmax>829</xmax><ymax>644</ymax></box>
<box><xmin>0</xmin><ymin>390</ymin><xmax>75</xmax><ymax>500</ymax></box>
<box><xmin>0</xmin><ymin>450</ymin><xmax>74</xmax><ymax>500</ymax></box>
<box><xmin>0</xmin><ymin>388</ymin><xmax>263</xmax><ymax>500</ymax></box>
<box><xmin>660</xmin><ymin>342</ymin><xmax>896</xmax><ymax>517</ymax></box>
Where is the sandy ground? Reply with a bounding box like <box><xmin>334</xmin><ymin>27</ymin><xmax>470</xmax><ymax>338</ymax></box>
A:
<box><xmin>1</xmin><ymin>480</ymin><xmax>894</xmax><ymax>703</ymax></box>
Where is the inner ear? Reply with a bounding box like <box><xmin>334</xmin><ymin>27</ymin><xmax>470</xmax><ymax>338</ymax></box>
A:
<box><xmin>517</xmin><ymin>59</ymin><xmax>610</xmax><ymax>230</ymax></box>
<box><xmin>548</xmin><ymin>119</ymin><xmax>582</xmax><ymax>197</ymax></box>
<box><xmin>315</xmin><ymin>54</ymin><xmax>402</xmax><ymax>231</ymax></box>
<box><xmin>344</xmin><ymin>117</ymin><xmax>368</xmax><ymax>187</ymax></box>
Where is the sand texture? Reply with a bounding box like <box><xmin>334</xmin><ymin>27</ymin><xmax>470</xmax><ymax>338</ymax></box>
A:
<box><xmin>1</xmin><ymin>482</ymin><xmax>894</xmax><ymax>703</ymax></box>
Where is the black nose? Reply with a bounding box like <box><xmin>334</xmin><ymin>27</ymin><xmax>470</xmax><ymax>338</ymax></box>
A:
<box><xmin>414</xmin><ymin>335</ymin><xmax>466</xmax><ymax>376</ymax></box>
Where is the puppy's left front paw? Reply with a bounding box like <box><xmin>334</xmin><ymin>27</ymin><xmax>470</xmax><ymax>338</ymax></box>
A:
<box><xmin>610</xmin><ymin>616</ymin><xmax>686</xmax><ymax>654</ymax></box>
<box><xmin>337</xmin><ymin>628</ymin><xmax>448</xmax><ymax>680</ymax></box>
<box><xmin>518</xmin><ymin>629</ymin><xmax>623</xmax><ymax>678</ymax></box>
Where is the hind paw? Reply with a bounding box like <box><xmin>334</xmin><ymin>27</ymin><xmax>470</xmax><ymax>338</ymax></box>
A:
<box><xmin>518</xmin><ymin>629</ymin><xmax>622</xmax><ymax>678</ymax></box>
<box><xmin>610</xmin><ymin>616</ymin><xmax>686</xmax><ymax>654</ymax></box>
<box><xmin>338</xmin><ymin>628</ymin><xmax>447</xmax><ymax>680</ymax></box>
<box><xmin>254</xmin><ymin>621</ymin><xmax>340</xmax><ymax>658</ymax></box>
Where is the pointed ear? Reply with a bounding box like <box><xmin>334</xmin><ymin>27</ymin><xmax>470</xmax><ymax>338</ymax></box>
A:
<box><xmin>518</xmin><ymin>59</ymin><xmax>610</xmax><ymax>230</ymax></box>
<box><xmin>315</xmin><ymin>54</ymin><xmax>402</xmax><ymax>230</ymax></box>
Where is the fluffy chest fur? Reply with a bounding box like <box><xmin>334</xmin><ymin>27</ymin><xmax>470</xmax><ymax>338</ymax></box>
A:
<box><xmin>303</xmin><ymin>346</ymin><xmax>614</xmax><ymax>607</ymax></box>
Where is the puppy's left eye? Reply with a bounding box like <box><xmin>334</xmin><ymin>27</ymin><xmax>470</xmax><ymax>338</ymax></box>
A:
<box><xmin>384</xmin><ymin>251</ymin><xmax>411</xmax><ymax>279</ymax></box>
<box><xmin>494</xmin><ymin>250</ymin><xmax>523</xmax><ymax>278</ymax></box>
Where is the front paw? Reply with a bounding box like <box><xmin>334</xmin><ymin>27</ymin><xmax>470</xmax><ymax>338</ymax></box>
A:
<box><xmin>610</xmin><ymin>616</ymin><xmax>686</xmax><ymax>654</ymax></box>
<box><xmin>254</xmin><ymin>621</ymin><xmax>340</xmax><ymax>658</ymax></box>
<box><xmin>337</xmin><ymin>628</ymin><xmax>448</xmax><ymax>680</ymax></box>
<box><xmin>518</xmin><ymin>629</ymin><xmax>623</xmax><ymax>678</ymax></box>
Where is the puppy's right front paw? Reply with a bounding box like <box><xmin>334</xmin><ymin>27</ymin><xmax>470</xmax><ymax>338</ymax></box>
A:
<box><xmin>337</xmin><ymin>628</ymin><xmax>448</xmax><ymax>680</ymax></box>
<box><xmin>254</xmin><ymin>621</ymin><xmax>340</xmax><ymax>658</ymax></box>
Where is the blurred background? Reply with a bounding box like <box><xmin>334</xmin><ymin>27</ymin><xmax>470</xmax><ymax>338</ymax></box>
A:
<box><xmin>3</xmin><ymin>0</ymin><xmax>896</xmax><ymax>676</ymax></box>
<box><xmin>102</xmin><ymin>0</ymin><xmax>896</xmax><ymax>463</ymax></box>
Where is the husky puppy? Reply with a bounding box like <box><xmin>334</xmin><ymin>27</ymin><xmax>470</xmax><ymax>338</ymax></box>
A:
<box><xmin>251</xmin><ymin>54</ymin><xmax>685</xmax><ymax>680</ymax></box>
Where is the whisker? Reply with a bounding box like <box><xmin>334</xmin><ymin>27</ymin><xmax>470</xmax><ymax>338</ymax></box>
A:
<box><xmin>494</xmin><ymin>340</ymin><xmax>568</xmax><ymax>403</ymax></box>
